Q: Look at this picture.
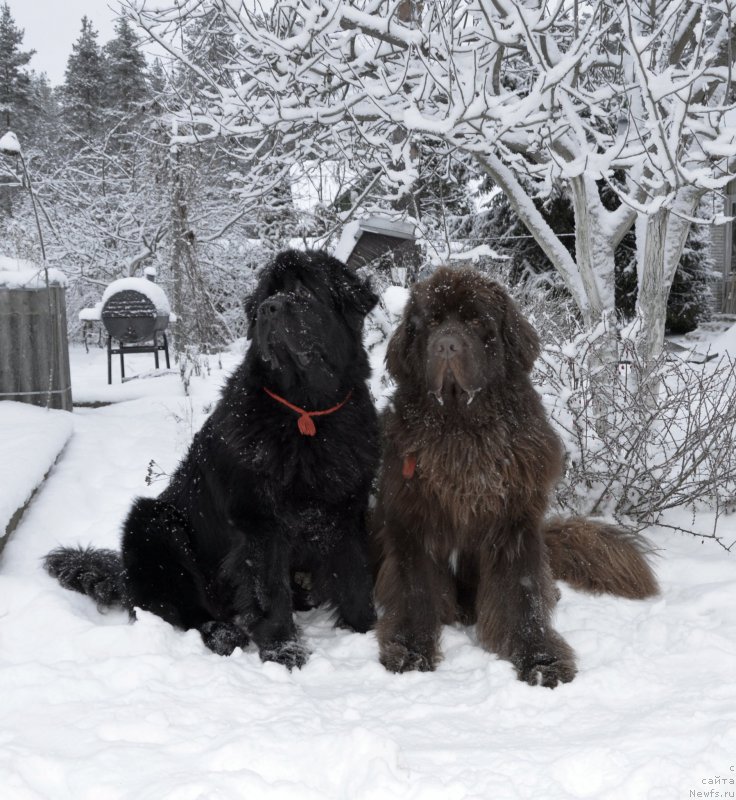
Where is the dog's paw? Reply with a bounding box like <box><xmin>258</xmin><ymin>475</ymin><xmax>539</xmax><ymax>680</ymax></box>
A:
<box><xmin>259</xmin><ymin>640</ymin><xmax>309</xmax><ymax>671</ymax></box>
<box><xmin>516</xmin><ymin>652</ymin><xmax>577</xmax><ymax>688</ymax></box>
<box><xmin>200</xmin><ymin>621</ymin><xmax>249</xmax><ymax>656</ymax></box>
<box><xmin>380</xmin><ymin>639</ymin><xmax>438</xmax><ymax>673</ymax></box>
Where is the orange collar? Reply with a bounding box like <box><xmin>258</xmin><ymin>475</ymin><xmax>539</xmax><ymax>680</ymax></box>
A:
<box><xmin>263</xmin><ymin>387</ymin><xmax>353</xmax><ymax>436</ymax></box>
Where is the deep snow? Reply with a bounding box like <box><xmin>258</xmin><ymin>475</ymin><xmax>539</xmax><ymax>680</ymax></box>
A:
<box><xmin>0</xmin><ymin>342</ymin><xmax>735</xmax><ymax>799</ymax></box>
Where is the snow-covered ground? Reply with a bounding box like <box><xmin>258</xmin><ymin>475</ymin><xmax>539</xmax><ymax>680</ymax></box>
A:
<box><xmin>0</xmin><ymin>402</ymin><xmax>73</xmax><ymax>541</ymax></box>
<box><xmin>0</xmin><ymin>342</ymin><xmax>735</xmax><ymax>799</ymax></box>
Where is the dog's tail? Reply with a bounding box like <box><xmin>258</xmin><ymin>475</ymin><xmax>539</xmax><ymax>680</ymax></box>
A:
<box><xmin>544</xmin><ymin>517</ymin><xmax>659</xmax><ymax>599</ymax></box>
<box><xmin>44</xmin><ymin>546</ymin><xmax>129</xmax><ymax>610</ymax></box>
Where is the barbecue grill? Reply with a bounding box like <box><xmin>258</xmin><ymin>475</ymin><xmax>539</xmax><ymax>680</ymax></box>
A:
<box><xmin>98</xmin><ymin>277</ymin><xmax>172</xmax><ymax>384</ymax></box>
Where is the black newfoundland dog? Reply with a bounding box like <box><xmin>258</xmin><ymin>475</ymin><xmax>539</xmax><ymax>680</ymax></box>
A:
<box><xmin>45</xmin><ymin>250</ymin><xmax>380</xmax><ymax>669</ymax></box>
<box><xmin>374</xmin><ymin>267</ymin><xmax>658</xmax><ymax>687</ymax></box>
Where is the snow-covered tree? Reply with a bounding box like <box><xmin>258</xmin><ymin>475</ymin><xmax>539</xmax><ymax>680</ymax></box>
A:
<box><xmin>63</xmin><ymin>17</ymin><xmax>106</xmax><ymax>135</ymax></box>
<box><xmin>0</xmin><ymin>3</ymin><xmax>34</xmax><ymax>134</ymax></box>
<box><xmin>126</xmin><ymin>0</ymin><xmax>736</xmax><ymax>368</ymax></box>
<box><xmin>103</xmin><ymin>16</ymin><xmax>148</xmax><ymax>115</ymax></box>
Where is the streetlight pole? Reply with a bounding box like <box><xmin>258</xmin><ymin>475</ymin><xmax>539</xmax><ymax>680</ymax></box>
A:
<box><xmin>0</xmin><ymin>130</ymin><xmax>47</xmax><ymax>262</ymax></box>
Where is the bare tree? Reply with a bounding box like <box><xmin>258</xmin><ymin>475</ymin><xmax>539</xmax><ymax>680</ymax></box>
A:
<box><xmin>126</xmin><ymin>0</ymin><xmax>736</xmax><ymax>369</ymax></box>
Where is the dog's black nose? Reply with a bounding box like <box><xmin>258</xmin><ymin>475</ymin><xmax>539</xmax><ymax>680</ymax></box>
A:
<box><xmin>434</xmin><ymin>333</ymin><xmax>462</xmax><ymax>358</ymax></box>
<box><xmin>259</xmin><ymin>297</ymin><xmax>284</xmax><ymax>319</ymax></box>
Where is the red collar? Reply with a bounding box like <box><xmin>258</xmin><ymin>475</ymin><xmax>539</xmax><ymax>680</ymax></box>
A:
<box><xmin>263</xmin><ymin>387</ymin><xmax>353</xmax><ymax>436</ymax></box>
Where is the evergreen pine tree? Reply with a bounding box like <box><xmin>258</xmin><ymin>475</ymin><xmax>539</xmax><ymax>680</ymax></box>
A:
<box><xmin>63</xmin><ymin>17</ymin><xmax>106</xmax><ymax>135</ymax></box>
<box><xmin>0</xmin><ymin>3</ymin><xmax>35</xmax><ymax>135</ymax></box>
<box><xmin>148</xmin><ymin>58</ymin><xmax>168</xmax><ymax>97</ymax></box>
<box><xmin>103</xmin><ymin>17</ymin><xmax>147</xmax><ymax>114</ymax></box>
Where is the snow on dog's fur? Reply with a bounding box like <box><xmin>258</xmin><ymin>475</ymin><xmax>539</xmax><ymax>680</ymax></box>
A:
<box><xmin>45</xmin><ymin>249</ymin><xmax>380</xmax><ymax>668</ymax></box>
<box><xmin>374</xmin><ymin>267</ymin><xmax>658</xmax><ymax>686</ymax></box>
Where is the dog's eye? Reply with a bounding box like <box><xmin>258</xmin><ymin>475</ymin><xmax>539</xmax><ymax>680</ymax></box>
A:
<box><xmin>295</xmin><ymin>285</ymin><xmax>311</xmax><ymax>300</ymax></box>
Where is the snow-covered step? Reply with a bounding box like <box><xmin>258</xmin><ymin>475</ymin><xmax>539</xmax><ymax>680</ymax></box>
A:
<box><xmin>0</xmin><ymin>402</ymin><xmax>73</xmax><ymax>546</ymax></box>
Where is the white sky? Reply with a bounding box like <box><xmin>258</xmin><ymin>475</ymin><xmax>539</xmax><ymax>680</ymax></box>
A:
<box><xmin>8</xmin><ymin>1</ymin><xmax>121</xmax><ymax>86</ymax></box>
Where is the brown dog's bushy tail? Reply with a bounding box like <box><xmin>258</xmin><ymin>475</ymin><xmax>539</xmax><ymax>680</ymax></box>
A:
<box><xmin>544</xmin><ymin>517</ymin><xmax>659</xmax><ymax>599</ymax></box>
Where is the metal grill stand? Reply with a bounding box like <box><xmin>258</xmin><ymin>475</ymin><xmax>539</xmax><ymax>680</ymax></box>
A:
<box><xmin>100</xmin><ymin>287</ymin><xmax>171</xmax><ymax>384</ymax></box>
<box><xmin>106</xmin><ymin>330</ymin><xmax>170</xmax><ymax>384</ymax></box>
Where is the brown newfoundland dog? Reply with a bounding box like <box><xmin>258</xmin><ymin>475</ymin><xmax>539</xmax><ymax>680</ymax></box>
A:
<box><xmin>374</xmin><ymin>267</ymin><xmax>658</xmax><ymax>688</ymax></box>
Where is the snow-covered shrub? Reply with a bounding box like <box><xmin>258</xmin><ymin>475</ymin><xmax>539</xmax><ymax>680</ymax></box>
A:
<box><xmin>535</xmin><ymin>319</ymin><xmax>736</xmax><ymax>546</ymax></box>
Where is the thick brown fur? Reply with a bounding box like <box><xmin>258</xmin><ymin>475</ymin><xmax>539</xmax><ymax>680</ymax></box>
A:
<box><xmin>544</xmin><ymin>517</ymin><xmax>659</xmax><ymax>600</ymax></box>
<box><xmin>374</xmin><ymin>267</ymin><xmax>659</xmax><ymax>687</ymax></box>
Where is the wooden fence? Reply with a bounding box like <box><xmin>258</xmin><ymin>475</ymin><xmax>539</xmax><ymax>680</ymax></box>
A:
<box><xmin>0</xmin><ymin>286</ymin><xmax>73</xmax><ymax>411</ymax></box>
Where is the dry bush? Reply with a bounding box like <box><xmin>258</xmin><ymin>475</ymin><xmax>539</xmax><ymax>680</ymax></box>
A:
<box><xmin>534</xmin><ymin>323</ymin><xmax>736</xmax><ymax>550</ymax></box>
<box><xmin>482</xmin><ymin>260</ymin><xmax>736</xmax><ymax>549</ymax></box>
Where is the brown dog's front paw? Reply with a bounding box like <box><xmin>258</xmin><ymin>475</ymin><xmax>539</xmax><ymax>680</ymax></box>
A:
<box><xmin>516</xmin><ymin>652</ymin><xmax>577</xmax><ymax>688</ymax></box>
<box><xmin>380</xmin><ymin>639</ymin><xmax>438</xmax><ymax>673</ymax></box>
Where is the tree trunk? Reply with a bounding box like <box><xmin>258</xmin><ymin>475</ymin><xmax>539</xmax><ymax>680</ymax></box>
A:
<box><xmin>169</xmin><ymin>137</ymin><xmax>186</xmax><ymax>361</ymax></box>
<box><xmin>570</xmin><ymin>179</ymin><xmax>621</xmax><ymax>432</ymax></box>
<box><xmin>476</xmin><ymin>153</ymin><xmax>591</xmax><ymax>318</ymax></box>
<box><xmin>633</xmin><ymin>207</ymin><xmax>669</xmax><ymax>369</ymax></box>
<box><xmin>569</xmin><ymin>176</ymin><xmax>615</xmax><ymax>328</ymax></box>
<box><xmin>633</xmin><ymin>187</ymin><xmax>702</xmax><ymax>369</ymax></box>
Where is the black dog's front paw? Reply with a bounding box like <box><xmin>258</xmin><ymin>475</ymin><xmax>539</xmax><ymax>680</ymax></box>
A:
<box><xmin>380</xmin><ymin>638</ymin><xmax>439</xmax><ymax>673</ymax></box>
<box><xmin>259</xmin><ymin>640</ymin><xmax>310</xmax><ymax>671</ymax></box>
<box><xmin>515</xmin><ymin>649</ymin><xmax>577</xmax><ymax>688</ymax></box>
<box><xmin>200</xmin><ymin>621</ymin><xmax>250</xmax><ymax>656</ymax></box>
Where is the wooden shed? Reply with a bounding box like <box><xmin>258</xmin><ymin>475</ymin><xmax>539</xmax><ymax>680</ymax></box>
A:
<box><xmin>0</xmin><ymin>262</ymin><xmax>73</xmax><ymax>411</ymax></box>
<box><xmin>338</xmin><ymin>216</ymin><xmax>421</xmax><ymax>284</ymax></box>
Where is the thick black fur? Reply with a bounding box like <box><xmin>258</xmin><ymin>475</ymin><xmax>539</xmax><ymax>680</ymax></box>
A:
<box><xmin>44</xmin><ymin>546</ymin><xmax>128</xmax><ymax>610</ymax></box>
<box><xmin>44</xmin><ymin>250</ymin><xmax>380</xmax><ymax>669</ymax></box>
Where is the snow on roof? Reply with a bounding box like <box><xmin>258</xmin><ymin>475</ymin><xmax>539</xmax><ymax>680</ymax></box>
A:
<box><xmin>332</xmin><ymin>217</ymin><xmax>417</xmax><ymax>264</ymax></box>
<box><xmin>357</xmin><ymin>216</ymin><xmax>416</xmax><ymax>239</ymax></box>
<box><xmin>0</xmin><ymin>256</ymin><xmax>67</xmax><ymax>289</ymax></box>
<box><xmin>0</xmin><ymin>131</ymin><xmax>21</xmax><ymax>155</ymax></box>
<box><xmin>332</xmin><ymin>220</ymin><xmax>361</xmax><ymax>263</ymax></box>
<box><xmin>102</xmin><ymin>277</ymin><xmax>171</xmax><ymax>315</ymax></box>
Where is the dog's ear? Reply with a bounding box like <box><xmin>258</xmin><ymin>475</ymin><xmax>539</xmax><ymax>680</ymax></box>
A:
<box><xmin>327</xmin><ymin>255</ymin><xmax>379</xmax><ymax>328</ymax></box>
<box><xmin>386</xmin><ymin>306</ymin><xmax>414</xmax><ymax>382</ymax></box>
<box><xmin>340</xmin><ymin>272</ymin><xmax>379</xmax><ymax>319</ymax></box>
<box><xmin>501</xmin><ymin>293</ymin><xmax>540</xmax><ymax>373</ymax></box>
<box><xmin>243</xmin><ymin>295</ymin><xmax>257</xmax><ymax>340</ymax></box>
